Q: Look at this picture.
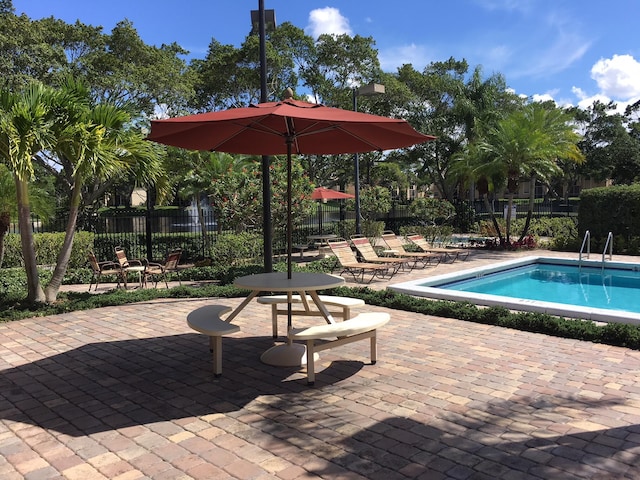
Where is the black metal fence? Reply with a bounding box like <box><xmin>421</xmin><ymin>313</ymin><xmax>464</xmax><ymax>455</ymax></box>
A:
<box><xmin>8</xmin><ymin>199</ymin><xmax>578</xmax><ymax>263</ymax></box>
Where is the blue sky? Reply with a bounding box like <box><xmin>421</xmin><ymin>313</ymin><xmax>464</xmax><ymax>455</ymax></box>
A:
<box><xmin>13</xmin><ymin>0</ymin><xmax>640</xmax><ymax>111</ymax></box>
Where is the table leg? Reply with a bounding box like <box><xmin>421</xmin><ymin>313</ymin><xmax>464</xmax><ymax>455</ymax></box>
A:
<box><xmin>308</xmin><ymin>291</ymin><xmax>336</xmax><ymax>324</ymax></box>
<box><xmin>261</xmin><ymin>289</ymin><xmax>322</xmax><ymax>367</ymax></box>
<box><xmin>225</xmin><ymin>291</ymin><xmax>259</xmax><ymax>323</ymax></box>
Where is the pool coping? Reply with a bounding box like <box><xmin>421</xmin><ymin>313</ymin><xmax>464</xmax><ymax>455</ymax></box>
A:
<box><xmin>389</xmin><ymin>255</ymin><xmax>640</xmax><ymax>325</ymax></box>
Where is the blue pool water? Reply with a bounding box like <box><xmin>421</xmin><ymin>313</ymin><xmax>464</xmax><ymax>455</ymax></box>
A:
<box><xmin>389</xmin><ymin>256</ymin><xmax>640</xmax><ymax>324</ymax></box>
<box><xmin>439</xmin><ymin>264</ymin><xmax>640</xmax><ymax>313</ymax></box>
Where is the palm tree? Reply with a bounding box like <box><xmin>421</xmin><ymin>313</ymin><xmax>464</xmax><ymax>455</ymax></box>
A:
<box><xmin>0</xmin><ymin>165</ymin><xmax>14</xmax><ymax>268</ymax></box>
<box><xmin>0</xmin><ymin>82</ymin><xmax>58</xmax><ymax>303</ymax></box>
<box><xmin>468</xmin><ymin>102</ymin><xmax>584</xmax><ymax>244</ymax></box>
<box><xmin>450</xmin><ymin>144</ymin><xmax>506</xmax><ymax>244</ymax></box>
<box><xmin>43</xmin><ymin>77</ymin><xmax>163</xmax><ymax>302</ymax></box>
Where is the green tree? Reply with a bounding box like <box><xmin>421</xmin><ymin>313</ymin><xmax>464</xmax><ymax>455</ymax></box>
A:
<box><xmin>0</xmin><ymin>82</ymin><xmax>59</xmax><ymax>302</ymax></box>
<box><xmin>208</xmin><ymin>156</ymin><xmax>314</xmax><ymax>237</ymax></box>
<box><xmin>461</xmin><ymin>102</ymin><xmax>584</xmax><ymax>244</ymax></box>
<box><xmin>409</xmin><ymin>197</ymin><xmax>456</xmax><ymax>226</ymax></box>
<box><xmin>0</xmin><ymin>164</ymin><xmax>14</xmax><ymax>268</ymax></box>
<box><xmin>395</xmin><ymin>60</ymin><xmax>520</xmax><ymax>202</ymax></box>
<box><xmin>574</xmin><ymin>101</ymin><xmax>640</xmax><ymax>185</ymax></box>
<box><xmin>42</xmin><ymin>77</ymin><xmax>163</xmax><ymax>303</ymax></box>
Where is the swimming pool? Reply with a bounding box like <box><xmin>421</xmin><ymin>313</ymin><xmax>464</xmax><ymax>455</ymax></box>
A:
<box><xmin>389</xmin><ymin>256</ymin><xmax>640</xmax><ymax>325</ymax></box>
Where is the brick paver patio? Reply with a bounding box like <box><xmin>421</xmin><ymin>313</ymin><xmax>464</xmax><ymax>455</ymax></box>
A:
<box><xmin>1</xmin><ymin>249</ymin><xmax>640</xmax><ymax>479</ymax></box>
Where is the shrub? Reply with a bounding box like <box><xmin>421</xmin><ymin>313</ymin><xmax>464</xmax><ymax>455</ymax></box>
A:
<box><xmin>210</xmin><ymin>232</ymin><xmax>263</xmax><ymax>266</ymax></box>
<box><xmin>3</xmin><ymin>232</ymin><xmax>94</xmax><ymax>269</ymax></box>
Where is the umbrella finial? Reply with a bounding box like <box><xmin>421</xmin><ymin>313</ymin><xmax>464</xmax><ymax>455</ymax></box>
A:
<box><xmin>283</xmin><ymin>87</ymin><xmax>294</xmax><ymax>100</ymax></box>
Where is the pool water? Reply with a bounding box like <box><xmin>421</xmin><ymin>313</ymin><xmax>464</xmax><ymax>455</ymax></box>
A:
<box><xmin>389</xmin><ymin>256</ymin><xmax>640</xmax><ymax>324</ymax></box>
<box><xmin>439</xmin><ymin>264</ymin><xmax>640</xmax><ymax>314</ymax></box>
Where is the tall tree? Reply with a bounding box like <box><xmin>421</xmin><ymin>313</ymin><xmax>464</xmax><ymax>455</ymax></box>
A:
<box><xmin>574</xmin><ymin>101</ymin><xmax>640</xmax><ymax>185</ymax></box>
<box><xmin>42</xmin><ymin>77</ymin><xmax>163</xmax><ymax>303</ymax></box>
<box><xmin>460</xmin><ymin>102</ymin><xmax>583</xmax><ymax>244</ymax></box>
<box><xmin>396</xmin><ymin>59</ymin><xmax>520</xmax><ymax>201</ymax></box>
<box><xmin>0</xmin><ymin>82</ymin><xmax>59</xmax><ymax>302</ymax></box>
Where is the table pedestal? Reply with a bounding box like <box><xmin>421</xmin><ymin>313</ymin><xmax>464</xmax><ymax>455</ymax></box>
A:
<box><xmin>260</xmin><ymin>342</ymin><xmax>319</xmax><ymax>367</ymax></box>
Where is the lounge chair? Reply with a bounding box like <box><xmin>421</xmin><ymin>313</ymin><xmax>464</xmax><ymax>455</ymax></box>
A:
<box><xmin>350</xmin><ymin>235</ymin><xmax>414</xmax><ymax>271</ymax></box>
<box><xmin>87</xmin><ymin>252</ymin><xmax>125</xmax><ymax>290</ymax></box>
<box><xmin>143</xmin><ymin>249</ymin><xmax>183</xmax><ymax>288</ymax></box>
<box><xmin>380</xmin><ymin>231</ymin><xmax>442</xmax><ymax>268</ymax></box>
<box><xmin>327</xmin><ymin>238</ymin><xmax>395</xmax><ymax>283</ymax></box>
<box><xmin>406</xmin><ymin>233</ymin><xmax>469</xmax><ymax>262</ymax></box>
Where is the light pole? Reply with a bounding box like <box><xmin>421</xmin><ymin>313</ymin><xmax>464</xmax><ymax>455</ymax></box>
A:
<box><xmin>251</xmin><ymin>3</ymin><xmax>276</xmax><ymax>271</ymax></box>
<box><xmin>352</xmin><ymin>82</ymin><xmax>385</xmax><ymax>235</ymax></box>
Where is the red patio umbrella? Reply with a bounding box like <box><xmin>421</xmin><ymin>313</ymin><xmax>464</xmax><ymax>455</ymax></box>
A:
<box><xmin>147</xmin><ymin>89</ymin><xmax>435</xmax><ymax>278</ymax></box>
<box><xmin>310</xmin><ymin>187</ymin><xmax>355</xmax><ymax>234</ymax></box>
<box><xmin>311</xmin><ymin>186</ymin><xmax>355</xmax><ymax>201</ymax></box>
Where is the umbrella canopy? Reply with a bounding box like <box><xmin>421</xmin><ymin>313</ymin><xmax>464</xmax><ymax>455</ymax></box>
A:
<box><xmin>147</xmin><ymin>96</ymin><xmax>435</xmax><ymax>155</ymax></box>
<box><xmin>148</xmin><ymin>90</ymin><xmax>435</xmax><ymax>278</ymax></box>
<box><xmin>311</xmin><ymin>187</ymin><xmax>355</xmax><ymax>201</ymax></box>
<box><xmin>311</xmin><ymin>187</ymin><xmax>355</xmax><ymax>234</ymax></box>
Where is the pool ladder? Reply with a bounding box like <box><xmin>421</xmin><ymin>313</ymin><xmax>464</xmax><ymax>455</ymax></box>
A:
<box><xmin>579</xmin><ymin>230</ymin><xmax>590</xmax><ymax>261</ymax></box>
<box><xmin>579</xmin><ymin>230</ymin><xmax>613</xmax><ymax>270</ymax></box>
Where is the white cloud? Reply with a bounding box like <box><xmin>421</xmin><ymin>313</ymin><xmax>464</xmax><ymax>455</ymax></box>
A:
<box><xmin>378</xmin><ymin>43</ymin><xmax>433</xmax><ymax>71</ymax></box>
<box><xmin>590</xmin><ymin>54</ymin><xmax>640</xmax><ymax>100</ymax></box>
<box><xmin>531</xmin><ymin>93</ymin><xmax>556</xmax><ymax>103</ymax></box>
<box><xmin>571</xmin><ymin>85</ymin><xmax>631</xmax><ymax>113</ymax></box>
<box><xmin>306</xmin><ymin>7</ymin><xmax>352</xmax><ymax>39</ymax></box>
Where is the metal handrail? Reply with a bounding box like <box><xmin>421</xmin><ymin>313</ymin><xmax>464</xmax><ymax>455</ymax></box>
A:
<box><xmin>602</xmin><ymin>231</ymin><xmax>613</xmax><ymax>264</ymax></box>
<box><xmin>579</xmin><ymin>230</ymin><xmax>590</xmax><ymax>261</ymax></box>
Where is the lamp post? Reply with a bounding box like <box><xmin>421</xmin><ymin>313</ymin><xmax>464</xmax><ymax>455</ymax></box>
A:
<box><xmin>251</xmin><ymin>2</ymin><xmax>276</xmax><ymax>271</ymax></box>
<box><xmin>352</xmin><ymin>82</ymin><xmax>385</xmax><ymax>235</ymax></box>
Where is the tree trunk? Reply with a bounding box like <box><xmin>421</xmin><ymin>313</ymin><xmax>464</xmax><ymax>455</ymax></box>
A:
<box><xmin>505</xmin><ymin>193</ymin><xmax>514</xmax><ymax>245</ymax></box>
<box><xmin>482</xmin><ymin>193</ymin><xmax>504</xmax><ymax>245</ymax></box>
<box><xmin>0</xmin><ymin>211</ymin><xmax>9</xmax><ymax>268</ymax></box>
<box><xmin>16</xmin><ymin>178</ymin><xmax>45</xmax><ymax>304</ymax></box>
<box><xmin>44</xmin><ymin>177</ymin><xmax>82</xmax><ymax>303</ymax></box>
<box><xmin>518</xmin><ymin>174</ymin><xmax>536</xmax><ymax>243</ymax></box>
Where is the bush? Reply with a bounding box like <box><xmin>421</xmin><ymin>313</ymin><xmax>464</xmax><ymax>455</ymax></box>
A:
<box><xmin>210</xmin><ymin>232</ymin><xmax>263</xmax><ymax>266</ymax></box>
<box><xmin>331</xmin><ymin>287</ymin><xmax>640</xmax><ymax>350</ymax></box>
<box><xmin>3</xmin><ymin>232</ymin><xmax>94</xmax><ymax>269</ymax></box>
<box><xmin>398</xmin><ymin>225</ymin><xmax>453</xmax><ymax>244</ymax></box>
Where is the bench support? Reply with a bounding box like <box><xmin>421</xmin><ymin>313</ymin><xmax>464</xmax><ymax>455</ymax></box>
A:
<box><xmin>304</xmin><ymin>329</ymin><xmax>378</xmax><ymax>385</ymax></box>
<box><xmin>187</xmin><ymin>305</ymin><xmax>240</xmax><ymax>377</ymax></box>
<box><xmin>257</xmin><ymin>295</ymin><xmax>365</xmax><ymax>338</ymax></box>
<box><xmin>288</xmin><ymin>312</ymin><xmax>390</xmax><ymax>385</ymax></box>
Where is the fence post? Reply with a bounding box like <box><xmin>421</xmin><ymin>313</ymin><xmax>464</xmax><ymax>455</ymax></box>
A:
<box><xmin>145</xmin><ymin>189</ymin><xmax>153</xmax><ymax>262</ymax></box>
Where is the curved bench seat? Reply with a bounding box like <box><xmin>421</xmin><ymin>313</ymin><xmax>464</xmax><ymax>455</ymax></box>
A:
<box><xmin>288</xmin><ymin>312</ymin><xmax>390</xmax><ymax>385</ymax></box>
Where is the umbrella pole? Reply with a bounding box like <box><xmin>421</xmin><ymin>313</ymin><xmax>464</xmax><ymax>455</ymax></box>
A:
<box><xmin>286</xmin><ymin>139</ymin><xmax>293</xmax><ymax>280</ymax></box>
<box><xmin>286</xmin><ymin>136</ymin><xmax>293</xmax><ymax>335</ymax></box>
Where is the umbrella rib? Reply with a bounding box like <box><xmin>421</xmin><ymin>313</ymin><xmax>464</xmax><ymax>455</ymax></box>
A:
<box><xmin>206</xmin><ymin>116</ymin><xmax>286</xmax><ymax>151</ymax></box>
<box><xmin>295</xmin><ymin>124</ymin><xmax>384</xmax><ymax>152</ymax></box>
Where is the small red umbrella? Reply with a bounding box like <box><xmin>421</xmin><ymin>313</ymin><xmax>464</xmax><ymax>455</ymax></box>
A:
<box><xmin>148</xmin><ymin>90</ymin><xmax>435</xmax><ymax>278</ymax></box>
<box><xmin>310</xmin><ymin>187</ymin><xmax>355</xmax><ymax>233</ymax></box>
<box><xmin>311</xmin><ymin>186</ymin><xmax>355</xmax><ymax>201</ymax></box>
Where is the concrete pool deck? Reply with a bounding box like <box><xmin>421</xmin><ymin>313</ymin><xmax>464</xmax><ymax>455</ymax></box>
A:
<box><xmin>1</xmin><ymin>248</ymin><xmax>640</xmax><ymax>479</ymax></box>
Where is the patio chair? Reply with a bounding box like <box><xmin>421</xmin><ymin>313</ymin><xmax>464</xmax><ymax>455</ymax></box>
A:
<box><xmin>327</xmin><ymin>238</ymin><xmax>396</xmax><ymax>284</ymax></box>
<box><xmin>406</xmin><ymin>233</ymin><xmax>469</xmax><ymax>262</ymax></box>
<box><xmin>114</xmin><ymin>246</ymin><xmax>145</xmax><ymax>288</ymax></box>
<box><xmin>87</xmin><ymin>252</ymin><xmax>125</xmax><ymax>291</ymax></box>
<box><xmin>380</xmin><ymin>231</ymin><xmax>442</xmax><ymax>269</ymax></box>
<box><xmin>350</xmin><ymin>235</ymin><xmax>414</xmax><ymax>271</ymax></box>
<box><xmin>143</xmin><ymin>249</ymin><xmax>183</xmax><ymax>288</ymax></box>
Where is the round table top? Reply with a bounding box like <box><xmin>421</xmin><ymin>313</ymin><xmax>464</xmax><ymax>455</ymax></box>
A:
<box><xmin>234</xmin><ymin>272</ymin><xmax>344</xmax><ymax>292</ymax></box>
